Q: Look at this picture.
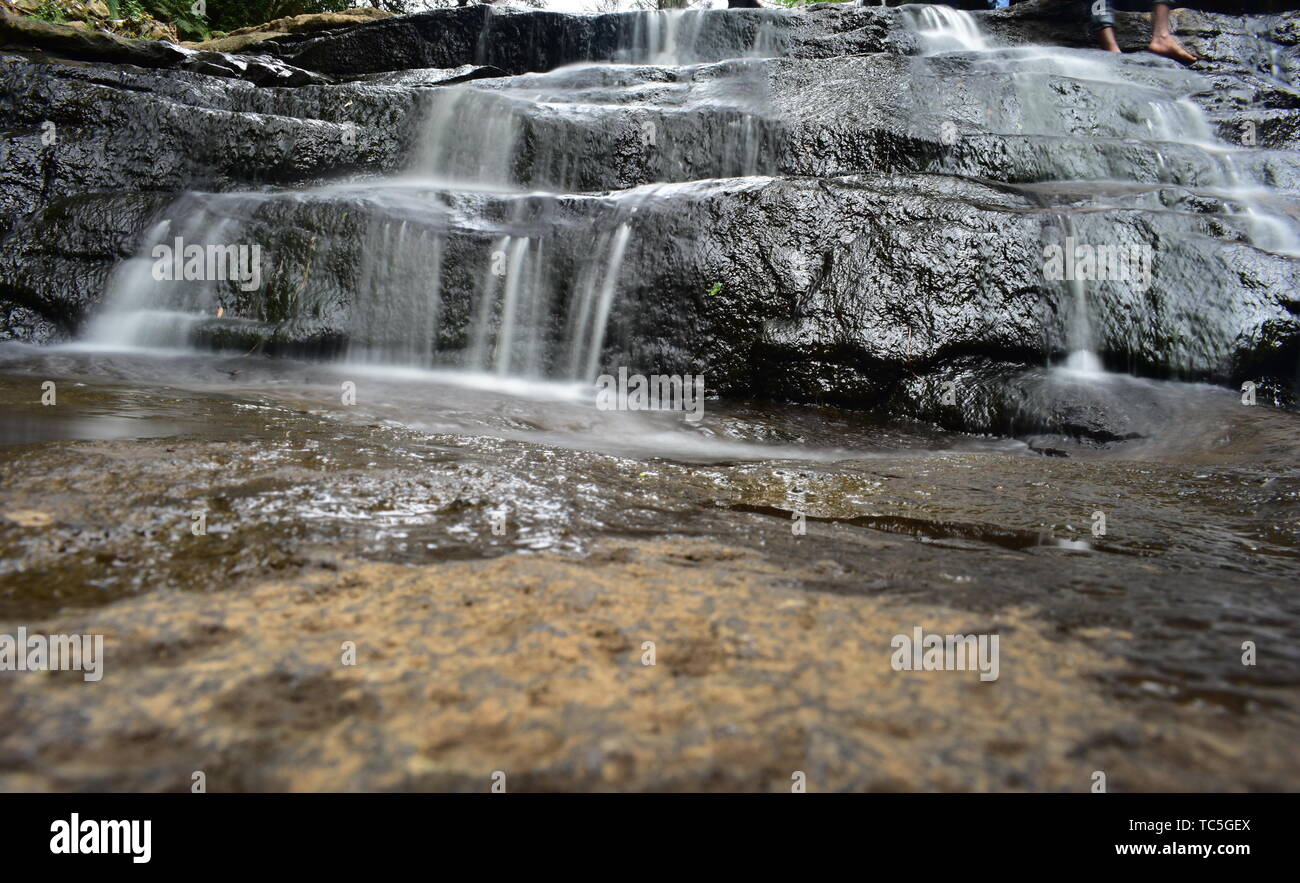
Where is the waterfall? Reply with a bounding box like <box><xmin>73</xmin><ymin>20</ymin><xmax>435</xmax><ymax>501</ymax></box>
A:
<box><xmin>83</xmin><ymin>206</ymin><xmax>258</xmax><ymax>350</ymax></box>
<box><xmin>564</xmin><ymin>223</ymin><xmax>631</xmax><ymax>380</ymax></box>
<box><xmin>77</xmin><ymin>6</ymin><xmax>1294</xmax><ymax>390</ymax></box>
<box><xmin>1063</xmin><ymin>273</ymin><xmax>1104</xmax><ymax>376</ymax></box>
<box><xmin>906</xmin><ymin>9</ymin><xmax>1300</xmax><ymax>375</ymax></box>
<box><xmin>81</xmin><ymin>9</ymin><xmax>795</xmax><ymax>382</ymax></box>
<box><xmin>81</xmin><ymin>218</ymin><xmax>191</xmax><ymax>349</ymax></box>
<box><xmin>1143</xmin><ymin>97</ymin><xmax>1300</xmax><ymax>257</ymax></box>
<box><xmin>617</xmin><ymin>8</ymin><xmax>791</xmax><ymax>65</ymax></box>
<box><xmin>622</xmin><ymin>10</ymin><xmax>707</xmax><ymax>65</ymax></box>
<box><xmin>407</xmin><ymin>88</ymin><xmax>523</xmax><ymax>189</ymax></box>
<box><xmin>489</xmin><ymin>236</ymin><xmax>531</xmax><ymax>374</ymax></box>
<box><xmin>903</xmin><ymin>3</ymin><xmax>988</xmax><ymax>55</ymax></box>
<box><xmin>347</xmin><ymin>220</ymin><xmax>445</xmax><ymax>367</ymax></box>
<box><xmin>582</xmin><ymin>223</ymin><xmax>632</xmax><ymax>382</ymax></box>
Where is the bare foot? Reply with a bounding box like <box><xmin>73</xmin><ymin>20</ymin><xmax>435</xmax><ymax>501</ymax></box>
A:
<box><xmin>1148</xmin><ymin>34</ymin><xmax>1199</xmax><ymax>66</ymax></box>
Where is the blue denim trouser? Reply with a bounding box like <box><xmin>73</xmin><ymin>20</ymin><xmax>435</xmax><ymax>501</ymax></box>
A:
<box><xmin>1089</xmin><ymin>1</ymin><xmax>1178</xmax><ymax>33</ymax></box>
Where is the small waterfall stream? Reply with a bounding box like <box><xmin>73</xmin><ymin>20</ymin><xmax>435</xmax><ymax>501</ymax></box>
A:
<box><xmin>910</xmin><ymin>6</ymin><xmax>1299</xmax><ymax>376</ymax></box>
<box><xmin>905</xmin><ymin>3</ymin><xmax>988</xmax><ymax>54</ymax></box>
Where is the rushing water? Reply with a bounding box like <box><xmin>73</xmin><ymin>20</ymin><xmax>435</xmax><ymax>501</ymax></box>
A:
<box><xmin>906</xmin><ymin>2</ymin><xmax>988</xmax><ymax>54</ymax></box>
<box><xmin>74</xmin><ymin>7</ymin><xmax>1296</xmax><ymax>387</ymax></box>
<box><xmin>906</xmin><ymin>9</ymin><xmax>1300</xmax><ymax>377</ymax></box>
<box><xmin>81</xmin><ymin>8</ymin><xmax>790</xmax><ymax>383</ymax></box>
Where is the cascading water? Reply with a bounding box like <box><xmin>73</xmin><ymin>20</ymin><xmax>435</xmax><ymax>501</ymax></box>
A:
<box><xmin>1142</xmin><ymin>96</ymin><xmax>1300</xmax><ymax>256</ymax></box>
<box><xmin>906</xmin><ymin>6</ymin><xmax>1300</xmax><ymax>376</ymax></box>
<box><xmin>83</xmin><ymin>202</ymin><xmax>260</xmax><ymax>350</ymax></box>
<box><xmin>621</xmin><ymin>8</ymin><xmax>709</xmax><ymax>65</ymax></box>
<box><xmin>83</xmin><ymin>8</ymin><xmax>787</xmax><ymax>383</ymax></box>
<box><xmin>904</xmin><ymin>8</ymin><xmax>1105</xmax><ymax>372</ymax></box>
<box><xmin>617</xmin><ymin>7</ymin><xmax>790</xmax><ymax>65</ymax></box>
<box><xmin>407</xmin><ymin>88</ymin><xmax>523</xmax><ymax>190</ymax></box>
<box><xmin>904</xmin><ymin>3</ymin><xmax>988</xmax><ymax>55</ymax></box>
<box><xmin>77</xmin><ymin>5</ymin><xmax>1296</xmax><ymax>391</ymax></box>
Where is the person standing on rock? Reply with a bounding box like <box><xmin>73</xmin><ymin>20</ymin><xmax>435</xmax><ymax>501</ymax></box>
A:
<box><xmin>1090</xmin><ymin>1</ymin><xmax>1199</xmax><ymax>64</ymax></box>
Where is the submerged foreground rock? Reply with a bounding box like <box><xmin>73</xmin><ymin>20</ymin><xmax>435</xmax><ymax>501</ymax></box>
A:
<box><xmin>0</xmin><ymin>363</ymin><xmax>1297</xmax><ymax>791</ymax></box>
<box><xmin>8</xmin><ymin>537</ymin><xmax>1296</xmax><ymax>792</ymax></box>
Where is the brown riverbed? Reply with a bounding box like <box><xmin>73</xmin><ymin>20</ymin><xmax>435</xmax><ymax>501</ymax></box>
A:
<box><xmin>1</xmin><ymin>350</ymin><xmax>1298</xmax><ymax>791</ymax></box>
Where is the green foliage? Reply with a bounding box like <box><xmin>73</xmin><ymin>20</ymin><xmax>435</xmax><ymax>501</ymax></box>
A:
<box><xmin>101</xmin><ymin>0</ymin><xmax>374</xmax><ymax>42</ymax></box>
<box><xmin>32</xmin><ymin>0</ymin><xmax>67</xmax><ymax>24</ymax></box>
<box><xmin>706</xmin><ymin>282</ymin><xmax>723</xmax><ymax>298</ymax></box>
<box><xmin>141</xmin><ymin>0</ymin><xmax>213</xmax><ymax>41</ymax></box>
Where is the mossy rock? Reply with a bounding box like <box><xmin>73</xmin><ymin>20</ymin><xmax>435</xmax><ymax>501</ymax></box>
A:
<box><xmin>183</xmin><ymin>8</ymin><xmax>391</xmax><ymax>54</ymax></box>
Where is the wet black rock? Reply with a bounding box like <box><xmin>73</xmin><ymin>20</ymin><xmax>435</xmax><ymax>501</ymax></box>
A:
<box><xmin>258</xmin><ymin>6</ymin><xmax>909</xmax><ymax>76</ymax></box>
<box><xmin>883</xmin><ymin>355</ymin><xmax>1183</xmax><ymax>445</ymax></box>
<box><xmin>0</xmin><ymin>55</ymin><xmax>414</xmax><ymax>220</ymax></box>
<box><xmin>0</xmin><ymin>300</ymin><xmax>60</xmax><ymax>343</ymax></box>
